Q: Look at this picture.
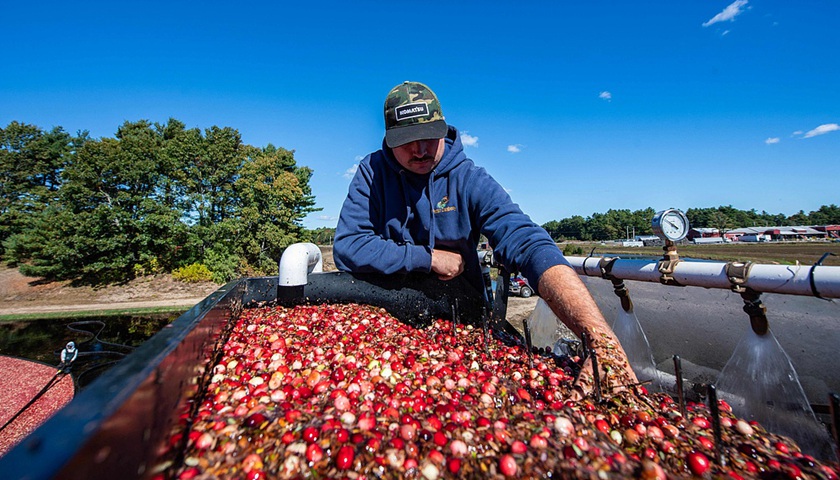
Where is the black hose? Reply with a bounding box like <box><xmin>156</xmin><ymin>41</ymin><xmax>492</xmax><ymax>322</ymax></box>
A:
<box><xmin>0</xmin><ymin>370</ymin><xmax>67</xmax><ymax>434</ymax></box>
<box><xmin>809</xmin><ymin>252</ymin><xmax>837</xmax><ymax>301</ymax></box>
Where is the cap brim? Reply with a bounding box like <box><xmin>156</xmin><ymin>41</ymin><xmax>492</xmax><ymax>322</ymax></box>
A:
<box><xmin>385</xmin><ymin>120</ymin><xmax>448</xmax><ymax>148</ymax></box>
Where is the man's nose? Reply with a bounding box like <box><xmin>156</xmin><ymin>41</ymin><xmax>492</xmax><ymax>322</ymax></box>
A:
<box><xmin>413</xmin><ymin>141</ymin><xmax>428</xmax><ymax>157</ymax></box>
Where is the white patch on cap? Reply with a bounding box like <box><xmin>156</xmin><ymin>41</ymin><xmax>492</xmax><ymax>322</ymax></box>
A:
<box><xmin>395</xmin><ymin>102</ymin><xmax>430</xmax><ymax>122</ymax></box>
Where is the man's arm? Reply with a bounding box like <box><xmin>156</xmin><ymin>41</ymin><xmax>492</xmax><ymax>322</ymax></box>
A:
<box><xmin>538</xmin><ymin>264</ymin><xmax>638</xmax><ymax>387</ymax></box>
<box><xmin>333</xmin><ymin>161</ymin><xmax>432</xmax><ymax>275</ymax></box>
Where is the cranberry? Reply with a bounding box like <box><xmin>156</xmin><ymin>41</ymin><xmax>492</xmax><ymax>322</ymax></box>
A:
<box><xmin>305</xmin><ymin>443</ymin><xmax>323</xmax><ymax>463</ymax></box>
<box><xmin>510</xmin><ymin>440</ymin><xmax>527</xmax><ymax>454</ymax></box>
<box><xmin>335</xmin><ymin>445</ymin><xmax>354</xmax><ymax>469</ymax></box>
<box><xmin>243</xmin><ymin>412</ymin><xmax>267</xmax><ymax>428</ymax></box>
<box><xmin>302</xmin><ymin>426</ymin><xmax>318</xmax><ymax>443</ymax></box>
<box><xmin>499</xmin><ymin>454</ymin><xmax>517</xmax><ymax>476</ymax></box>
<box><xmin>687</xmin><ymin>451</ymin><xmax>710</xmax><ymax>476</ymax></box>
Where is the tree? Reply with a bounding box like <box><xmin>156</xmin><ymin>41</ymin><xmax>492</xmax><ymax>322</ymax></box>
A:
<box><xmin>309</xmin><ymin>227</ymin><xmax>337</xmax><ymax>245</ymax></box>
<box><xmin>756</xmin><ymin>210</ymin><xmax>788</xmax><ymax>226</ymax></box>
<box><xmin>708</xmin><ymin>211</ymin><xmax>734</xmax><ymax>233</ymax></box>
<box><xmin>686</xmin><ymin>207</ymin><xmax>715</xmax><ymax>228</ymax></box>
<box><xmin>587</xmin><ymin>212</ymin><xmax>619</xmax><ymax>241</ymax></box>
<box><xmin>233</xmin><ymin>144</ymin><xmax>319</xmax><ymax>275</ymax></box>
<box><xmin>11</xmin><ymin>121</ymin><xmax>187</xmax><ymax>282</ymax></box>
<box><xmin>0</xmin><ymin>122</ymin><xmax>74</xmax><ymax>259</ymax></box>
<box><xmin>809</xmin><ymin>204</ymin><xmax>840</xmax><ymax>225</ymax></box>
<box><xmin>788</xmin><ymin>210</ymin><xmax>810</xmax><ymax>226</ymax></box>
<box><xmin>544</xmin><ymin>215</ymin><xmax>588</xmax><ymax>241</ymax></box>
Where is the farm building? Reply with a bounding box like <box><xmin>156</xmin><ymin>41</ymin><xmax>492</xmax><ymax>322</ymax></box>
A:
<box><xmin>687</xmin><ymin>227</ymin><xmax>720</xmax><ymax>241</ymax></box>
<box><xmin>813</xmin><ymin>225</ymin><xmax>840</xmax><ymax>239</ymax></box>
<box><xmin>724</xmin><ymin>226</ymin><xmax>827</xmax><ymax>242</ymax></box>
<box><xmin>635</xmin><ymin>235</ymin><xmax>662</xmax><ymax>246</ymax></box>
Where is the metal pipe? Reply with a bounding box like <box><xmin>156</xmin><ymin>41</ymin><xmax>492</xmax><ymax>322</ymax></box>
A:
<box><xmin>707</xmin><ymin>384</ymin><xmax>726</xmax><ymax>467</ymax></box>
<box><xmin>567</xmin><ymin>256</ymin><xmax>840</xmax><ymax>299</ymax></box>
<box><xmin>673</xmin><ymin>355</ymin><xmax>686</xmax><ymax>419</ymax></box>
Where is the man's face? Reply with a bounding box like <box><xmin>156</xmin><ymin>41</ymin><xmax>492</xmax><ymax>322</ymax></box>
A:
<box><xmin>392</xmin><ymin>138</ymin><xmax>445</xmax><ymax>175</ymax></box>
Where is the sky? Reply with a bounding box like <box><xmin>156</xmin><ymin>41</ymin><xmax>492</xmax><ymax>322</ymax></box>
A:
<box><xmin>2</xmin><ymin>1</ymin><xmax>838</xmax><ymax>229</ymax></box>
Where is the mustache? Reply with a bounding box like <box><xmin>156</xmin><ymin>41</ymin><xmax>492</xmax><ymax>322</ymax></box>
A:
<box><xmin>410</xmin><ymin>155</ymin><xmax>435</xmax><ymax>162</ymax></box>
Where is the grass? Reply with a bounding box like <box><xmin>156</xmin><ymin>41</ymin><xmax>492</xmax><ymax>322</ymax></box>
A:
<box><xmin>0</xmin><ymin>305</ymin><xmax>192</xmax><ymax>323</ymax></box>
<box><xmin>563</xmin><ymin>241</ymin><xmax>840</xmax><ymax>266</ymax></box>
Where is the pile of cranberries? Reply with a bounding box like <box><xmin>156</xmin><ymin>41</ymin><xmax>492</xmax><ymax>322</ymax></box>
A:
<box><xmin>158</xmin><ymin>303</ymin><xmax>839</xmax><ymax>479</ymax></box>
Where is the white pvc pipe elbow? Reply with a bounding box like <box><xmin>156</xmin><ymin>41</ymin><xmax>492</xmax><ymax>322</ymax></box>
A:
<box><xmin>278</xmin><ymin>242</ymin><xmax>323</xmax><ymax>286</ymax></box>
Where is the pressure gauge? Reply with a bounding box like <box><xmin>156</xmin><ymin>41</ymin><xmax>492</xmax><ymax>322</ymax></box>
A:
<box><xmin>652</xmin><ymin>209</ymin><xmax>689</xmax><ymax>242</ymax></box>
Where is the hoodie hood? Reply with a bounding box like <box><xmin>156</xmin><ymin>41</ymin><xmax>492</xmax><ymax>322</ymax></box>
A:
<box><xmin>381</xmin><ymin>126</ymin><xmax>467</xmax><ymax>178</ymax></box>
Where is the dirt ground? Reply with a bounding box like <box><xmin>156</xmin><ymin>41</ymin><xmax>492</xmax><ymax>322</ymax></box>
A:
<box><xmin>0</xmin><ymin>267</ymin><xmax>219</xmax><ymax>316</ymax></box>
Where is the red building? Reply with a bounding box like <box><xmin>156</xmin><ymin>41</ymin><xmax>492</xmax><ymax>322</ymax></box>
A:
<box><xmin>813</xmin><ymin>225</ymin><xmax>840</xmax><ymax>239</ymax></box>
<box><xmin>687</xmin><ymin>227</ymin><xmax>720</xmax><ymax>241</ymax></box>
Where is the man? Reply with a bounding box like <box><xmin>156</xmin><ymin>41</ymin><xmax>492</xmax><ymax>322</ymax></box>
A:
<box><xmin>334</xmin><ymin>81</ymin><xmax>637</xmax><ymax>389</ymax></box>
<box><xmin>59</xmin><ymin>341</ymin><xmax>78</xmax><ymax>373</ymax></box>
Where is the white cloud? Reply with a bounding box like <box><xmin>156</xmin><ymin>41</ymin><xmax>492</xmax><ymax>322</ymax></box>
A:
<box><xmin>792</xmin><ymin>130</ymin><xmax>804</xmax><ymax>136</ymax></box>
<box><xmin>765</xmin><ymin>137</ymin><xmax>780</xmax><ymax>144</ymax></box>
<box><xmin>703</xmin><ymin>0</ymin><xmax>748</xmax><ymax>27</ymax></box>
<box><xmin>318</xmin><ymin>215</ymin><xmax>337</xmax><ymax>221</ymax></box>
<box><xmin>342</xmin><ymin>164</ymin><xmax>358</xmax><ymax>179</ymax></box>
<box><xmin>803</xmin><ymin>123</ymin><xmax>840</xmax><ymax>138</ymax></box>
<box><xmin>507</xmin><ymin>144</ymin><xmax>523</xmax><ymax>153</ymax></box>
<box><xmin>461</xmin><ymin>132</ymin><xmax>479</xmax><ymax>147</ymax></box>
<box><xmin>599</xmin><ymin>91</ymin><xmax>612</xmax><ymax>102</ymax></box>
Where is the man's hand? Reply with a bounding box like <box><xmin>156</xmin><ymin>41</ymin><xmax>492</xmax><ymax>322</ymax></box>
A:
<box><xmin>431</xmin><ymin>249</ymin><xmax>465</xmax><ymax>281</ymax></box>
<box><xmin>538</xmin><ymin>264</ymin><xmax>638</xmax><ymax>395</ymax></box>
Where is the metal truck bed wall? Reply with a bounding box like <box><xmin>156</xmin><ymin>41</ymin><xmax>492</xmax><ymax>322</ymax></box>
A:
<box><xmin>0</xmin><ymin>272</ymin><xmax>485</xmax><ymax>480</ymax></box>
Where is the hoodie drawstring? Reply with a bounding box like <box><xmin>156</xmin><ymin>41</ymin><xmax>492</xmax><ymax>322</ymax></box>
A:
<box><xmin>398</xmin><ymin>171</ymin><xmax>412</xmax><ymax>243</ymax></box>
<box><xmin>428</xmin><ymin>173</ymin><xmax>436</xmax><ymax>250</ymax></box>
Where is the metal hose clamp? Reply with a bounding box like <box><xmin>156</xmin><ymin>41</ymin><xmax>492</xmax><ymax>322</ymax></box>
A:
<box><xmin>657</xmin><ymin>244</ymin><xmax>682</xmax><ymax>286</ymax></box>
<box><xmin>725</xmin><ymin>261</ymin><xmax>753</xmax><ymax>293</ymax></box>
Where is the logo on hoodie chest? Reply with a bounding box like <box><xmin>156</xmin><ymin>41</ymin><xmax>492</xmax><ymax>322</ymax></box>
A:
<box><xmin>433</xmin><ymin>196</ymin><xmax>456</xmax><ymax>214</ymax></box>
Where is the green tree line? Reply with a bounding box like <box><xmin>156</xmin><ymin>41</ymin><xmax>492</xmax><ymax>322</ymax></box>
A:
<box><xmin>542</xmin><ymin>205</ymin><xmax>840</xmax><ymax>242</ymax></box>
<box><xmin>1</xmin><ymin>120</ymin><xmax>319</xmax><ymax>284</ymax></box>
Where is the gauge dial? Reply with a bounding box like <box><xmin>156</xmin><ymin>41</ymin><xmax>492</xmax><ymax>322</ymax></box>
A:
<box><xmin>652</xmin><ymin>209</ymin><xmax>689</xmax><ymax>242</ymax></box>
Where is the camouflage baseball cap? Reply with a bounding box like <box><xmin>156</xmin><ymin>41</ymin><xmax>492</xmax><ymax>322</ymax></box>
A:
<box><xmin>384</xmin><ymin>81</ymin><xmax>447</xmax><ymax>148</ymax></box>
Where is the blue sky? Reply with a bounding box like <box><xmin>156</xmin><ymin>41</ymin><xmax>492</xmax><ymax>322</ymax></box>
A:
<box><xmin>2</xmin><ymin>1</ymin><xmax>838</xmax><ymax>229</ymax></box>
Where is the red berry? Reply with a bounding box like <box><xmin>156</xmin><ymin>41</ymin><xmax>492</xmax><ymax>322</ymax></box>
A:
<box><xmin>246</xmin><ymin>470</ymin><xmax>266</xmax><ymax>480</ymax></box>
<box><xmin>692</xmin><ymin>416</ymin><xmax>711</xmax><ymax>429</ymax></box>
<box><xmin>179</xmin><ymin>468</ymin><xmax>200</xmax><ymax>480</ymax></box>
<box><xmin>335</xmin><ymin>445</ymin><xmax>354</xmax><ymax>469</ymax></box>
<box><xmin>302</xmin><ymin>426</ymin><xmax>318</xmax><ymax>443</ymax></box>
<box><xmin>687</xmin><ymin>451</ymin><xmax>710</xmax><ymax>476</ymax></box>
<box><xmin>305</xmin><ymin>443</ymin><xmax>323</xmax><ymax>463</ymax></box>
<box><xmin>510</xmin><ymin>440</ymin><xmax>527</xmax><ymax>454</ymax></box>
<box><xmin>243</xmin><ymin>412</ymin><xmax>267</xmax><ymax>428</ymax></box>
<box><xmin>698</xmin><ymin>435</ymin><xmax>713</xmax><ymax>450</ymax></box>
<box><xmin>499</xmin><ymin>454</ymin><xmax>518</xmax><ymax>476</ymax></box>
<box><xmin>594</xmin><ymin>418</ymin><xmax>610</xmax><ymax>434</ymax></box>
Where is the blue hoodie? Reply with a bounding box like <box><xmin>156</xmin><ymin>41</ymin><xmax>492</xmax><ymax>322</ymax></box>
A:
<box><xmin>334</xmin><ymin>126</ymin><xmax>569</xmax><ymax>297</ymax></box>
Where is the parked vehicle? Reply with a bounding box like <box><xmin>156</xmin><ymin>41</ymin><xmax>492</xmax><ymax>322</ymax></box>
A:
<box><xmin>509</xmin><ymin>275</ymin><xmax>534</xmax><ymax>298</ymax></box>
